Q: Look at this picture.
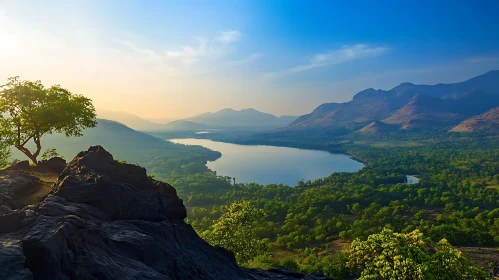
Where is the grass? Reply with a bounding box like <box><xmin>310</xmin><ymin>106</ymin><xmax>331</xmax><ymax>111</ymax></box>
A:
<box><xmin>19</xmin><ymin>171</ymin><xmax>59</xmax><ymax>206</ymax></box>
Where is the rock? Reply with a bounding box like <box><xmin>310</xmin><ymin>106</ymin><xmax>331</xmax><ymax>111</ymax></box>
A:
<box><xmin>35</xmin><ymin>157</ymin><xmax>67</xmax><ymax>173</ymax></box>
<box><xmin>0</xmin><ymin>146</ymin><xmax>332</xmax><ymax>280</ymax></box>
<box><xmin>6</xmin><ymin>161</ymin><xmax>30</xmax><ymax>171</ymax></box>
<box><xmin>246</xmin><ymin>268</ymin><xmax>332</xmax><ymax>279</ymax></box>
<box><xmin>0</xmin><ymin>171</ymin><xmax>42</xmax><ymax>209</ymax></box>
<box><xmin>0</xmin><ymin>210</ymin><xmax>26</xmax><ymax>233</ymax></box>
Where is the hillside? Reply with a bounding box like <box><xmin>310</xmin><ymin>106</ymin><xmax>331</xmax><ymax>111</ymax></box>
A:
<box><xmin>290</xmin><ymin>70</ymin><xmax>499</xmax><ymax>131</ymax></box>
<box><xmin>290</xmin><ymin>103</ymin><xmax>342</xmax><ymax>127</ymax></box>
<box><xmin>11</xmin><ymin>119</ymin><xmax>220</xmax><ymax>178</ymax></box>
<box><xmin>97</xmin><ymin>110</ymin><xmax>167</xmax><ymax>131</ymax></box>
<box><xmin>358</xmin><ymin>121</ymin><xmax>399</xmax><ymax>133</ymax></box>
<box><xmin>185</xmin><ymin>108</ymin><xmax>297</xmax><ymax>128</ymax></box>
<box><xmin>450</xmin><ymin>107</ymin><xmax>499</xmax><ymax>132</ymax></box>
<box><xmin>163</xmin><ymin>120</ymin><xmax>208</xmax><ymax>130</ymax></box>
<box><xmin>383</xmin><ymin>94</ymin><xmax>462</xmax><ymax>129</ymax></box>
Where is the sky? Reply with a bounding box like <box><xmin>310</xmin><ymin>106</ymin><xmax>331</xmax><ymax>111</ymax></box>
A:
<box><xmin>1</xmin><ymin>0</ymin><xmax>499</xmax><ymax>119</ymax></box>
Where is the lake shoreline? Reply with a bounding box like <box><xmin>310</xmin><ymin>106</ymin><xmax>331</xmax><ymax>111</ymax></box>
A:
<box><xmin>168</xmin><ymin>138</ymin><xmax>364</xmax><ymax>186</ymax></box>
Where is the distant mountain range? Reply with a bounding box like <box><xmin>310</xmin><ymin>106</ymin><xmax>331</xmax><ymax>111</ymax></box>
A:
<box><xmin>97</xmin><ymin>111</ymin><xmax>208</xmax><ymax>132</ymax></box>
<box><xmin>291</xmin><ymin>70</ymin><xmax>499</xmax><ymax>133</ymax></box>
<box><xmin>185</xmin><ymin>108</ymin><xmax>297</xmax><ymax>128</ymax></box>
<box><xmin>98</xmin><ymin>108</ymin><xmax>296</xmax><ymax>131</ymax></box>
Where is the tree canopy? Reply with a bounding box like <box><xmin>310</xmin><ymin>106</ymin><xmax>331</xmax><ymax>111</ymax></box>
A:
<box><xmin>0</xmin><ymin>77</ymin><xmax>97</xmax><ymax>163</ymax></box>
<box><xmin>201</xmin><ymin>200</ymin><xmax>267</xmax><ymax>264</ymax></box>
<box><xmin>348</xmin><ymin>228</ymin><xmax>490</xmax><ymax>280</ymax></box>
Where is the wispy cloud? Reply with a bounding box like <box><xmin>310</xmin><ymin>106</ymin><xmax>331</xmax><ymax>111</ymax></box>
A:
<box><xmin>264</xmin><ymin>44</ymin><xmax>389</xmax><ymax>79</ymax></box>
<box><xmin>165</xmin><ymin>31</ymin><xmax>242</xmax><ymax>65</ymax></box>
<box><xmin>165</xmin><ymin>37</ymin><xmax>213</xmax><ymax>64</ymax></box>
<box><xmin>216</xmin><ymin>30</ymin><xmax>241</xmax><ymax>43</ymax></box>
<box><xmin>467</xmin><ymin>55</ymin><xmax>499</xmax><ymax>63</ymax></box>
<box><xmin>229</xmin><ymin>53</ymin><xmax>262</xmax><ymax>66</ymax></box>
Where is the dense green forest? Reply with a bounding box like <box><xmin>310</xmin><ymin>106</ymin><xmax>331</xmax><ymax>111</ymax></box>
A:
<box><xmin>160</xmin><ymin>134</ymin><xmax>499</xmax><ymax>278</ymax></box>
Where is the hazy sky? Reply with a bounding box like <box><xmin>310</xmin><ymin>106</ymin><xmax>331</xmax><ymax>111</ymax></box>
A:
<box><xmin>1</xmin><ymin>0</ymin><xmax>499</xmax><ymax>119</ymax></box>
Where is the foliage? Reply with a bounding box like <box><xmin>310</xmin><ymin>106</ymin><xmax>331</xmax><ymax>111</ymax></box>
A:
<box><xmin>348</xmin><ymin>228</ymin><xmax>490</xmax><ymax>279</ymax></box>
<box><xmin>40</xmin><ymin>147</ymin><xmax>62</xmax><ymax>160</ymax></box>
<box><xmin>0</xmin><ymin>76</ymin><xmax>97</xmax><ymax>163</ymax></box>
<box><xmin>201</xmin><ymin>200</ymin><xmax>267</xmax><ymax>264</ymax></box>
<box><xmin>0</xmin><ymin>140</ymin><xmax>11</xmax><ymax>168</ymax></box>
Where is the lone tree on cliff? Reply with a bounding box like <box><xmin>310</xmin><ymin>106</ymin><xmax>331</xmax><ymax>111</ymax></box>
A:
<box><xmin>0</xmin><ymin>76</ymin><xmax>97</xmax><ymax>164</ymax></box>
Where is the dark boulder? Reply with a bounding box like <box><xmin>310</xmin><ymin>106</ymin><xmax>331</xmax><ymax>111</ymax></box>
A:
<box><xmin>0</xmin><ymin>171</ymin><xmax>42</xmax><ymax>210</ymax></box>
<box><xmin>6</xmin><ymin>160</ymin><xmax>30</xmax><ymax>171</ymax></box>
<box><xmin>0</xmin><ymin>146</ymin><xmax>332</xmax><ymax>280</ymax></box>
<box><xmin>35</xmin><ymin>157</ymin><xmax>67</xmax><ymax>173</ymax></box>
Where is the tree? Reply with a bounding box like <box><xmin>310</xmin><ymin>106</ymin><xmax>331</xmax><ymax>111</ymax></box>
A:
<box><xmin>201</xmin><ymin>200</ymin><xmax>267</xmax><ymax>264</ymax></box>
<box><xmin>348</xmin><ymin>228</ymin><xmax>490</xmax><ymax>280</ymax></box>
<box><xmin>0</xmin><ymin>77</ymin><xmax>97</xmax><ymax>163</ymax></box>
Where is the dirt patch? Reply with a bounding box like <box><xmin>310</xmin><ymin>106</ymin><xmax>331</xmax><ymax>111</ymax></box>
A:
<box><xmin>458</xmin><ymin>247</ymin><xmax>499</xmax><ymax>278</ymax></box>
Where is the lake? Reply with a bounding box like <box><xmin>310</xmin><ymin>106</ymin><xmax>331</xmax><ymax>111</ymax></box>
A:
<box><xmin>406</xmin><ymin>175</ymin><xmax>420</xmax><ymax>184</ymax></box>
<box><xmin>169</xmin><ymin>138</ymin><xmax>364</xmax><ymax>186</ymax></box>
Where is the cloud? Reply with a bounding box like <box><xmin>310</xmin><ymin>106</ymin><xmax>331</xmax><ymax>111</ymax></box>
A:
<box><xmin>264</xmin><ymin>44</ymin><xmax>389</xmax><ymax>79</ymax></box>
<box><xmin>467</xmin><ymin>55</ymin><xmax>499</xmax><ymax>63</ymax></box>
<box><xmin>166</xmin><ymin>38</ymin><xmax>212</xmax><ymax>64</ymax></box>
<box><xmin>228</xmin><ymin>53</ymin><xmax>261</xmax><ymax>66</ymax></box>
<box><xmin>216</xmin><ymin>30</ymin><xmax>241</xmax><ymax>43</ymax></box>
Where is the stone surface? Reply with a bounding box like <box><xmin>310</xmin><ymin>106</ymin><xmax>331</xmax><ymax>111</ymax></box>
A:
<box><xmin>6</xmin><ymin>160</ymin><xmax>30</xmax><ymax>171</ymax></box>
<box><xmin>35</xmin><ymin>157</ymin><xmax>67</xmax><ymax>173</ymax></box>
<box><xmin>0</xmin><ymin>146</ymin><xmax>332</xmax><ymax>280</ymax></box>
<box><xmin>0</xmin><ymin>171</ymin><xmax>41</xmax><ymax>210</ymax></box>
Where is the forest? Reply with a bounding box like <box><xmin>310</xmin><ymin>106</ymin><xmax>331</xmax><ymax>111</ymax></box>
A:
<box><xmin>164</xmin><ymin>134</ymin><xmax>499</xmax><ymax>278</ymax></box>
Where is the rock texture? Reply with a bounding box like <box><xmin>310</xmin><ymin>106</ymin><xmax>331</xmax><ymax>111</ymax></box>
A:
<box><xmin>0</xmin><ymin>146</ymin><xmax>331</xmax><ymax>280</ymax></box>
<box><xmin>0</xmin><ymin>171</ymin><xmax>41</xmax><ymax>210</ymax></box>
<box><xmin>35</xmin><ymin>157</ymin><xmax>67</xmax><ymax>173</ymax></box>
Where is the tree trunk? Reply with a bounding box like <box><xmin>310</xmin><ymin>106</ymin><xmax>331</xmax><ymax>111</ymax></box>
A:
<box><xmin>14</xmin><ymin>145</ymin><xmax>39</xmax><ymax>165</ymax></box>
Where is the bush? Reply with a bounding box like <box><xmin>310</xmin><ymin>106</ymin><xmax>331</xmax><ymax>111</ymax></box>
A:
<box><xmin>41</xmin><ymin>147</ymin><xmax>62</xmax><ymax>160</ymax></box>
<box><xmin>348</xmin><ymin>228</ymin><xmax>490</xmax><ymax>280</ymax></box>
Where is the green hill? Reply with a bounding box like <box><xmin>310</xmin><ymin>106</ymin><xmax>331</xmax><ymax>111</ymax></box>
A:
<box><xmin>11</xmin><ymin>119</ymin><xmax>220</xmax><ymax>179</ymax></box>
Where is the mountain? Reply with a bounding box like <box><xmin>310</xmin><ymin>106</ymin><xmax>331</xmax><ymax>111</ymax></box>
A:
<box><xmin>185</xmin><ymin>108</ymin><xmax>297</xmax><ymax>128</ymax></box>
<box><xmin>450</xmin><ymin>107</ymin><xmax>499</xmax><ymax>132</ymax></box>
<box><xmin>358</xmin><ymin>121</ymin><xmax>399</xmax><ymax>133</ymax></box>
<box><xmin>97</xmin><ymin>110</ymin><xmax>207</xmax><ymax>131</ymax></box>
<box><xmin>0</xmin><ymin>146</ymin><xmax>330</xmax><ymax>280</ymax></box>
<box><xmin>97</xmin><ymin>110</ymin><xmax>166</xmax><ymax>131</ymax></box>
<box><xmin>383</xmin><ymin>94</ymin><xmax>462</xmax><ymax>130</ymax></box>
<box><xmin>290</xmin><ymin>70</ymin><xmax>499</xmax><ymax>131</ymax></box>
<box><xmin>163</xmin><ymin>120</ymin><xmax>208</xmax><ymax>130</ymax></box>
<box><xmin>290</xmin><ymin>103</ymin><xmax>342</xmax><ymax>127</ymax></box>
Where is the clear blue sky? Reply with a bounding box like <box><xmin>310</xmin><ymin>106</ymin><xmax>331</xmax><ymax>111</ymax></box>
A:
<box><xmin>1</xmin><ymin>0</ymin><xmax>498</xmax><ymax>118</ymax></box>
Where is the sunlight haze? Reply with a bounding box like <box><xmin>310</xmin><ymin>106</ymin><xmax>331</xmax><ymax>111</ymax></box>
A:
<box><xmin>1</xmin><ymin>0</ymin><xmax>498</xmax><ymax>119</ymax></box>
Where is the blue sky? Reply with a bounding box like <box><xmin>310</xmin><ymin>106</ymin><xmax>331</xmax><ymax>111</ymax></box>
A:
<box><xmin>1</xmin><ymin>0</ymin><xmax>498</xmax><ymax>118</ymax></box>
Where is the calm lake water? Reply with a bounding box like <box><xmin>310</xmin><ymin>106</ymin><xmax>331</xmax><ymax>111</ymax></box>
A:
<box><xmin>406</xmin><ymin>175</ymin><xmax>420</xmax><ymax>184</ymax></box>
<box><xmin>169</xmin><ymin>138</ymin><xmax>364</xmax><ymax>186</ymax></box>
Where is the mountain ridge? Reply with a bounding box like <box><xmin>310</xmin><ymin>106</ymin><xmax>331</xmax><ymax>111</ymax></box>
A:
<box><xmin>450</xmin><ymin>107</ymin><xmax>499</xmax><ymax>132</ymax></box>
<box><xmin>290</xmin><ymin>70</ymin><xmax>499</xmax><ymax>132</ymax></box>
<box><xmin>185</xmin><ymin>108</ymin><xmax>297</xmax><ymax>128</ymax></box>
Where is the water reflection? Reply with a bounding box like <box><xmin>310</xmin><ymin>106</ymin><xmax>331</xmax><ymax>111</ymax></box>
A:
<box><xmin>169</xmin><ymin>138</ymin><xmax>364</xmax><ymax>186</ymax></box>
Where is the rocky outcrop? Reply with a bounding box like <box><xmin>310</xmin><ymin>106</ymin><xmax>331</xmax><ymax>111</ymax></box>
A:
<box><xmin>0</xmin><ymin>171</ymin><xmax>41</xmax><ymax>210</ymax></box>
<box><xmin>0</xmin><ymin>146</ymin><xmax>331</xmax><ymax>280</ymax></box>
<box><xmin>6</xmin><ymin>160</ymin><xmax>30</xmax><ymax>171</ymax></box>
<box><xmin>35</xmin><ymin>157</ymin><xmax>67</xmax><ymax>173</ymax></box>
